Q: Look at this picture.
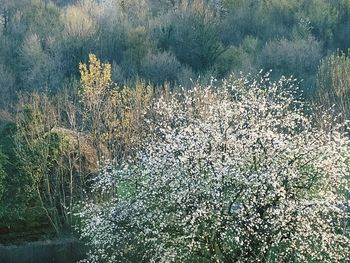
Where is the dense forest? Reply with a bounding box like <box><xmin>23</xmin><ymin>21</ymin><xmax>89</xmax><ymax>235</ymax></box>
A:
<box><xmin>0</xmin><ymin>0</ymin><xmax>350</xmax><ymax>262</ymax></box>
<box><xmin>1</xmin><ymin>0</ymin><xmax>350</xmax><ymax>100</ymax></box>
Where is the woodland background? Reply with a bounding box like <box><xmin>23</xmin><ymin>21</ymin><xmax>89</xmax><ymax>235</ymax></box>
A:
<box><xmin>1</xmin><ymin>0</ymin><xmax>350</xmax><ymax>247</ymax></box>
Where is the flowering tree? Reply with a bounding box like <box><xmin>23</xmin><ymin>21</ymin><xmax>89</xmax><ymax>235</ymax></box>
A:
<box><xmin>78</xmin><ymin>74</ymin><xmax>350</xmax><ymax>263</ymax></box>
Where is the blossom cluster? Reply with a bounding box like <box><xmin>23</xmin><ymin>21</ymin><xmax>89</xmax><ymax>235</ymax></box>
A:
<box><xmin>78</xmin><ymin>74</ymin><xmax>350</xmax><ymax>262</ymax></box>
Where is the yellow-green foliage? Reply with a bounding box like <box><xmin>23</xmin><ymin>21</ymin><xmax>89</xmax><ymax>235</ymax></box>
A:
<box><xmin>79</xmin><ymin>54</ymin><xmax>153</xmax><ymax>160</ymax></box>
<box><xmin>62</xmin><ymin>5</ymin><xmax>96</xmax><ymax>39</ymax></box>
<box><xmin>15</xmin><ymin>94</ymin><xmax>57</xmax><ymax>184</ymax></box>
<box><xmin>79</xmin><ymin>53</ymin><xmax>112</xmax><ymax>106</ymax></box>
<box><xmin>79</xmin><ymin>54</ymin><xmax>112</xmax><ymax>159</ymax></box>
<box><xmin>52</xmin><ymin>127</ymin><xmax>100</xmax><ymax>176</ymax></box>
<box><xmin>113</xmin><ymin>82</ymin><xmax>153</xmax><ymax>153</ymax></box>
<box><xmin>316</xmin><ymin>50</ymin><xmax>350</xmax><ymax>116</ymax></box>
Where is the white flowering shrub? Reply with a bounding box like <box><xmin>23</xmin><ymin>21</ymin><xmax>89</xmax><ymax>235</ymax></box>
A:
<box><xmin>78</xmin><ymin>74</ymin><xmax>350</xmax><ymax>263</ymax></box>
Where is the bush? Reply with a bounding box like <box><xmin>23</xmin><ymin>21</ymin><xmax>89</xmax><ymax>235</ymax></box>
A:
<box><xmin>176</xmin><ymin>66</ymin><xmax>196</xmax><ymax>88</ymax></box>
<box><xmin>0</xmin><ymin>121</ymin><xmax>40</xmax><ymax>236</ymax></box>
<box><xmin>78</xmin><ymin>74</ymin><xmax>350</xmax><ymax>262</ymax></box>
<box><xmin>140</xmin><ymin>51</ymin><xmax>182</xmax><ymax>85</ymax></box>
<box><xmin>221</xmin><ymin>0</ymin><xmax>299</xmax><ymax>45</ymax></box>
<box><xmin>316</xmin><ymin>51</ymin><xmax>350</xmax><ymax>118</ymax></box>
<box><xmin>214</xmin><ymin>36</ymin><xmax>258</xmax><ymax>77</ymax></box>
<box><xmin>122</xmin><ymin>26</ymin><xmax>154</xmax><ymax>78</ymax></box>
<box><xmin>260</xmin><ymin>37</ymin><xmax>322</xmax><ymax>97</ymax></box>
<box><xmin>0</xmin><ymin>64</ymin><xmax>15</xmax><ymax>108</ymax></box>
<box><xmin>168</xmin><ymin>2</ymin><xmax>223</xmax><ymax>72</ymax></box>
<box><xmin>260</xmin><ymin>37</ymin><xmax>322</xmax><ymax>77</ymax></box>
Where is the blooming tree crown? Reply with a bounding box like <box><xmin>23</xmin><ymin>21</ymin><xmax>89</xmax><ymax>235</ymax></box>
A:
<box><xmin>78</xmin><ymin>74</ymin><xmax>350</xmax><ymax>263</ymax></box>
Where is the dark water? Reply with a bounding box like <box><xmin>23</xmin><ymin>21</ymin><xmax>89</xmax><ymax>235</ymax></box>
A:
<box><xmin>0</xmin><ymin>239</ymin><xmax>86</xmax><ymax>263</ymax></box>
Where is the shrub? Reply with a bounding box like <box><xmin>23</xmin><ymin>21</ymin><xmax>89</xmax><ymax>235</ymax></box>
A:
<box><xmin>260</xmin><ymin>37</ymin><xmax>322</xmax><ymax>97</ymax></box>
<box><xmin>221</xmin><ymin>0</ymin><xmax>299</xmax><ymax>45</ymax></box>
<box><xmin>78</xmin><ymin>74</ymin><xmax>350</xmax><ymax>262</ymax></box>
<box><xmin>214</xmin><ymin>36</ymin><xmax>258</xmax><ymax>77</ymax></box>
<box><xmin>0</xmin><ymin>121</ymin><xmax>33</xmax><ymax>218</ymax></box>
<box><xmin>62</xmin><ymin>5</ymin><xmax>96</xmax><ymax>40</ymax></box>
<box><xmin>0</xmin><ymin>64</ymin><xmax>15</xmax><ymax>108</ymax></box>
<box><xmin>140</xmin><ymin>51</ymin><xmax>182</xmax><ymax>85</ymax></box>
<box><xmin>168</xmin><ymin>1</ymin><xmax>223</xmax><ymax>72</ymax></box>
<box><xmin>316</xmin><ymin>51</ymin><xmax>350</xmax><ymax>118</ymax></box>
<box><xmin>260</xmin><ymin>37</ymin><xmax>322</xmax><ymax>78</ymax></box>
<box><xmin>122</xmin><ymin>26</ymin><xmax>154</xmax><ymax>78</ymax></box>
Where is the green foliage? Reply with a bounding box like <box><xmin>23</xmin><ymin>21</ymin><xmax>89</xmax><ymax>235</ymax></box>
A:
<box><xmin>168</xmin><ymin>3</ymin><xmax>223</xmax><ymax>72</ymax></box>
<box><xmin>334</xmin><ymin>1</ymin><xmax>350</xmax><ymax>51</ymax></box>
<box><xmin>221</xmin><ymin>0</ymin><xmax>299</xmax><ymax>45</ymax></box>
<box><xmin>303</xmin><ymin>0</ymin><xmax>338</xmax><ymax>48</ymax></box>
<box><xmin>215</xmin><ymin>36</ymin><xmax>258</xmax><ymax>77</ymax></box>
<box><xmin>260</xmin><ymin>37</ymin><xmax>322</xmax><ymax>96</ymax></box>
<box><xmin>0</xmin><ymin>121</ymin><xmax>43</xmax><ymax>237</ymax></box>
<box><xmin>0</xmin><ymin>64</ymin><xmax>15</xmax><ymax>107</ymax></box>
<box><xmin>0</xmin><ymin>122</ymin><xmax>33</xmax><ymax>205</ymax></box>
<box><xmin>140</xmin><ymin>51</ymin><xmax>183</xmax><ymax>85</ymax></box>
<box><xmin>20</xmin><ymin>34</ymin><xmax>51</xmax><ymax>90</ymax></box>
<box><xmin>261</xmin><ymin>37</ymin><xmax>322</xmax><ymax>77</ymax></box>
<box><xmin>122</xmin><ymin>26</ymin><xmax>154</xmax><ymax>77</ymax></box>
<box><xmin>12</xmin><ymin>0</ymin><xmax>63</xmax><ymax>91</ymax></box>
<box><xmin>13</xmin><ymin>94</ymin><xmax>73</xmax><ymax>234</ymax></box>
<box><xmin>0</xmin><ymin>147</ymin><xmax>7</xmax><ymax>201</ymax></box>
<box><xmin>2</xmin><ymin>0</ymin><xmax>350</xmax><ymax>105</ymax></box>
<box><xmin>2</xmin><ymin>0</ymin><xmax>350</xmax><ymax>245</ymax></box>
<box><xmin>214</xmin><ymin>46</ymin><xmax>246</xmax><ymax>77</ymax></box>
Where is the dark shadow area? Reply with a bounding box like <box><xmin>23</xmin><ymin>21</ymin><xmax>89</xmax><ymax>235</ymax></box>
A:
<box><xmin>0</xmin><ymin>238</ymin><xmax>86</xmax><ymax>263</ymax></box>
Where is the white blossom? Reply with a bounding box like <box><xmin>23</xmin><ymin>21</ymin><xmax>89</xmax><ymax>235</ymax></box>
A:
<box><xmin>77</xmin><ymin>74</ymin><xmax>350</xmax><ymax>262</ymax></box>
